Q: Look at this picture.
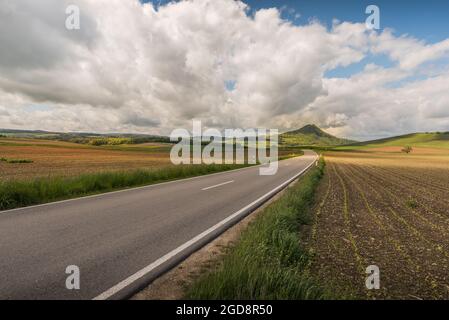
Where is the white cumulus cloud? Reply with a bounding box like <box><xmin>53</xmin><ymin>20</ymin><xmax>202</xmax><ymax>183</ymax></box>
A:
<box><xmin>0</xmin><ymin>0</ymin><xmax>448</xmax><ymax>140</ymax></box>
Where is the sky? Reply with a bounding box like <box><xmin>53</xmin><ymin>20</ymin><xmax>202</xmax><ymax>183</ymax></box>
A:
<box><xmin>1</xmin><ymin>0</ymin><xmax>449</xmax><ymax>140</ymax></box>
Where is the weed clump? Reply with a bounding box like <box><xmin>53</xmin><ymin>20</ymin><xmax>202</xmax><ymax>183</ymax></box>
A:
<box><xmin>0</xmin><ymin>158</ymin><xmax>33</xmax><ymax>163</ymax></box>
<box><xmin>405</xmin><ymin>197</ymin><xmax>418</xmax><ymax>209</ymax></box>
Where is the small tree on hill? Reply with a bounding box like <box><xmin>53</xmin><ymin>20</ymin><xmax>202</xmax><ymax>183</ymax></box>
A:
<box><xmin>402</xmin><ymin>145</ymin><xmax>413</xmax><ymax>154</ymax></box>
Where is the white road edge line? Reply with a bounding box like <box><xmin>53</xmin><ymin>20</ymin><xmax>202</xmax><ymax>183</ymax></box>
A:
<box><xmin>0</xmin><ymin>157</ymin><xmax>302</xmax><ymax>215</ymax></box>
<box><xmin>0</xmin><ymin>167</ymin><xmax>258</xmax><ymax>214</ymax></box>
<box><xmin>93</xmin><ymin>154</ymin><xmax>318</xmax><ymax>300</ymax></box>
<box><xmin>201</xmin><ymin>180</ymin><xmax>234</xmax><ymax>191</ymax></box>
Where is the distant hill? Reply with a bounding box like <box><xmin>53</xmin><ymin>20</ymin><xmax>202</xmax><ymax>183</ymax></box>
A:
<box><xmin>346</xmin><ymin>132</ymin><xmax>449</xmax><ymax>149</ymax></box>
<box><xmin>0</xmin><ymin>129</ymin><xmax>170</xmax><ymax>144</ymax></box>
<box><xmin>0</xmin><ymin>129</ymin><xmax>60</xmax><ymax>139</ymax></box>
<box><xmin>280</xmin><ymin>124</ymin><xmax>355</xmax><ymax>146</ymax></box>
<box><xmin>1</xmin><ymin>125</ymin><xmax>358</xmax><ymax>147</ymax></box>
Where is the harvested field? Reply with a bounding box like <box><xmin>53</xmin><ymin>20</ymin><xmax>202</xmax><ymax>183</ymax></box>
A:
<box><xmin>0</xmin><ymin>138</ymin><xmax>172</xmax><ymax>180</ymax></box>
<box><xmin>0</xmin><ymin>138</ymin><xmax>302</xmax><ymax>181</ymax></box>
<box><xmin>308</xmin><ymin>147</ymin><xmax>449</xmax><ymax>299</ymax></box>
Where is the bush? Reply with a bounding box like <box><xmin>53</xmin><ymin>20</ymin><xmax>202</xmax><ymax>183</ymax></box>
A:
<box><xmin>402</xmin><ymin>145</ymin><xmax>413</xmax><ymax>154</ymax></box>
<box><xmin>0</xmin><ymin>158</ymin><xmax>33</xmax><ymax>163</ymax></box>
<box><xmin>88</xmin><ymin>138</ymin><xmax>109</xmax><ymax>146</ymax></box>
<box><xmin>7</xmin><ymin>159</ymin><xmax>34</xmax><ymax>164</ymax></box>
<box><xmin>88</xmin><ymin>137</ymin><xmax>134</xmax><ymax>146</ymax></box>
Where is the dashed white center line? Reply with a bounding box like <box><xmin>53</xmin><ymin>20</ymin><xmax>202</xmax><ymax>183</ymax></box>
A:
<box><xmin>201</xmin><ymin>180</ymin><xmax>235</xmax><ymax>191</ymax></box>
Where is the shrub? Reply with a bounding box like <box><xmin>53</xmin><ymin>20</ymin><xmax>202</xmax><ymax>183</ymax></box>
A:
<box><xmin>88</xmin><ymin>137</ymin><xmax>133</xmax><ymax>146</ymax></box>
<box><xmin>88</xmin><ymin>138</ymin><xmax>109</xmax><ymax>146</ymax></box>
<box><xmin>402</xmin><ymin>145</ymin><xmax>413</xmax><ymax>154</ymax></box>
<box><xmin>7</xmin><ymin>159</ymin><xmax>34</xmax><ymax>164</ymax></box>
<box><xmin>0</xmin><ymin>158</ymin><xmax>33</xmax><ymax>163</ymax></box>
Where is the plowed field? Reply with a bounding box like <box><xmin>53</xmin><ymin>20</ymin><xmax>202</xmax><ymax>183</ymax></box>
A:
<box><xmin>308</xmin><ymin>147</ymin><xmax>449</xmax><ymax>299</ymax></box>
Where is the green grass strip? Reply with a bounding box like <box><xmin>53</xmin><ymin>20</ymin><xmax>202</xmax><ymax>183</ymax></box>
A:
<box><xmin>0</xmin><ymin>164</ymin><xmax>250</xmax><ymax>211</ymax></box>
<box><xmin>186</xmin><ymin>158</ymin><xmax>333</xmax><ymax>300</ymax></box>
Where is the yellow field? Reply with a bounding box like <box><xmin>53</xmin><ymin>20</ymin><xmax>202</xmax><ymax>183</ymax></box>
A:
<box><xmin>309</xmin><ymin>147</ymin><xmax>449</xmax><ymax>299</ymax></box>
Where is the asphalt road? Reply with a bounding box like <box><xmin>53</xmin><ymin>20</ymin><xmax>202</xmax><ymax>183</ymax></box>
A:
<box><xmin>0</xmin><ymin>150</ymin><xmax>317</xmax><ymax>300</ymax></box>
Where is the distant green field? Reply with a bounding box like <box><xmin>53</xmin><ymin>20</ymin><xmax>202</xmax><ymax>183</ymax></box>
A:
<box><xmin>335</xmin><ymin>132</ymin><xmax>449</xmax><ymax>150</ymax></box>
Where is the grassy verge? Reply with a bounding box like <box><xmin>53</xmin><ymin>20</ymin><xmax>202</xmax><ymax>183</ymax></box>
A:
<box><xmin>0</xmin><ymin>164</ymin><xmax>250</xmax><ymax>211</ymax></box>
<box><xmin>186</xmin><ymin>158</ymin><xmax>333</xmax><ymax>299</ymax></box>
<box><xmin>278</xmin><ymin>149</ymin><xmax>304</xmax><ymax>161</ymax></box>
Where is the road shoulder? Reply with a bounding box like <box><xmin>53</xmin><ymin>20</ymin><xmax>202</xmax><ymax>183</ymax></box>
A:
<box><xmin>131</xmin><ymin>178</ymin><xmax>301</xmax><ymax>300</ymax></box>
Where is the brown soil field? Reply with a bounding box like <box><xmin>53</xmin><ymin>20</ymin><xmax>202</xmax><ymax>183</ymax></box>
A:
<box><xmin>0</xmin><ymin>138</ymin><xmax>300</xmax><ymax>181</ymax></box>
<box><xmin>0</xmin><ymin>139</ymin><xmax>172</xmax><ymax>180</ymax></box>
<box><xmin>307</xmin><ymin>147</ymin><xmax>449</xmax><ymax>299</ymax></box>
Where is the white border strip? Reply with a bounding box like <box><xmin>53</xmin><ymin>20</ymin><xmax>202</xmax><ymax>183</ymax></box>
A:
<box><xmin>93</xmin><ymin>154</ymin><xmax>318</xmax><ymax>300</ymax></box>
